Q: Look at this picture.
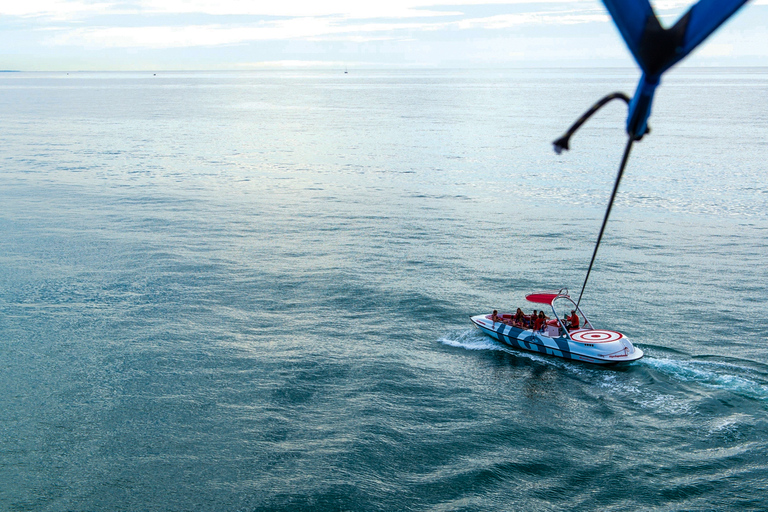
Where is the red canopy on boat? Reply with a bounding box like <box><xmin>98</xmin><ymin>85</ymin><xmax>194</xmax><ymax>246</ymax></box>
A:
<box><xmin>526</xmin><ymin>292</ymin><xmax>568</xmax><ymax>305</ymax></box>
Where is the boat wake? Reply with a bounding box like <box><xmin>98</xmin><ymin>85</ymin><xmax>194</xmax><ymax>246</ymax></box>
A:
<box><xmin>641</xmin><ymin>357</ymin><xmax>768</xmax><ymax>401</ymax></box>
<box><xmin>438</xmin><ymin>328</ymin><xmax>574</xmax><ymax>368</ymax></box>
<box><xmin>440</xmin><ymin>329</ymin><xmax>768</xmax><ymax>401</ymax></box>
<box><xmin>438</xmin><ymin>329</ymin><xmax>506</xmax><ymax>352</ymax></box>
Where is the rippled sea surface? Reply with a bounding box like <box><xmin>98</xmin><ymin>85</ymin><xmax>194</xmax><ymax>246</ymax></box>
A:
<box><xmin>1</xmin><ymin>68</ymin><xmax>767</xmax><ymax>511</ymax></box>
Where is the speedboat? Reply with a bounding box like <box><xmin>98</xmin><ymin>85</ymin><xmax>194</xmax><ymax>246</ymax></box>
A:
<box><xmin>470</xmin><ymin>289</ymin><xmax>643</xmax><ymax>365</ymax></box>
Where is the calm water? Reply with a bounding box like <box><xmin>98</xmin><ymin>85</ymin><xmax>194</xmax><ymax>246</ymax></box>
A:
<box><xmin>1</xmin><ymin>68</ymin><xmax>767</xmax><ymax>511</ymax></box>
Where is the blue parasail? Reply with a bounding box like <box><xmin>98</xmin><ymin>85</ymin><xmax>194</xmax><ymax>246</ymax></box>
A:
<box><xmin>603</xmin><ymin>0</ymin><xmax>749</xmax><ymax>139</ymax></box>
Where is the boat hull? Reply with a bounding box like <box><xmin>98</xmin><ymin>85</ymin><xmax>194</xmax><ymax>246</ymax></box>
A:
<box><xmin>470</xmin><ymin>314</ymin><xmax>643</xmax><ymax>365</ymax></box>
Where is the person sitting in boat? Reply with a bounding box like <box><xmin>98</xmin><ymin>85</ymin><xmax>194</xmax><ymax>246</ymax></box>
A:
<box><xmin>566</xmin><ymin>310</ymin><xmax>580</xmax><ymax>330</ymax></box>
<box><xmin>514</xmin><ymin>308</ymin><xmax>525</xmax><ymax>327</ymax></box>
<box><xmin>524</xmin><ymin>310</ymin><xmax>537</xmax><ymax>329</ymax></box>
<box><xmin>533</xmin><ymin>312</ymin><xmax>545</xmax><ymax>331</ymax></box>
<box><xmin>491</xmin><ymin>310</ymin><xmax>501</xmax><ymax>323</ymax></box>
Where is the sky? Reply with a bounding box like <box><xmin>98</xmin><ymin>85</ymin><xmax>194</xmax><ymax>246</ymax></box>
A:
<box><xmin>1</xmin><ymin>0</ymin><xmax>766</xmax><ymax>70</ymax></box>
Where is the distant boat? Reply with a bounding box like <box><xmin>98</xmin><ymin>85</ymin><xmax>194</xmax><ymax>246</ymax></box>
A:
<box><xmin>470</xmin><ymin>289</ymin><xmax>643</xmax><ymax>365</ymax></box>
<box><xmin>344</xmin><ymin>66</ymin><xmax>348</xmax><ymax>74</ymax></box>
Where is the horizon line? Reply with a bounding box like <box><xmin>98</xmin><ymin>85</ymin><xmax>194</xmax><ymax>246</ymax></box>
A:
<box><xmin>4</xmin><ymin>64</ymin><xmax>768</xmax><ymax>73</ymax></box>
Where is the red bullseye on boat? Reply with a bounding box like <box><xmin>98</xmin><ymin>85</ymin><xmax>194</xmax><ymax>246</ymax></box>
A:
<box><xmin>570</xmin><ymin>330</ymin><xmax>623</xmax><ymax>343</ymax></box>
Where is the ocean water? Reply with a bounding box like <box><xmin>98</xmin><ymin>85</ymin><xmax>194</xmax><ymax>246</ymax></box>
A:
<box><xmin>1</xmin><ymin>68</ymin><xmax>767</xmax><ymax>511</ymax></box>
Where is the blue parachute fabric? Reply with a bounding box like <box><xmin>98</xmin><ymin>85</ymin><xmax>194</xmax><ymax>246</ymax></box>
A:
<box><xmin>601</xmin><ymin>0</ymin><xmax>654</xmax><ymax>69</ymax></box>
<box><xmin>601</xmin><ymin>0</ymin><xmax>749</xmax><ymax>138</ymax></box>
<box><xmin>681</xmin><ymin>0</ymin><xmax>750</xmax><ymax>62</ymax></box>
<box><xmin>626</xmin><ymin>74</ymin><xmax>658</xmax><ymax>138</ymax></box>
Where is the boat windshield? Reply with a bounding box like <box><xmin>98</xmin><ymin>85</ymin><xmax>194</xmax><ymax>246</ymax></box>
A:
<box><xmin>551</xmin><ymin>296</ymin><xmax>592</xmax><ymax>330</ymax></box>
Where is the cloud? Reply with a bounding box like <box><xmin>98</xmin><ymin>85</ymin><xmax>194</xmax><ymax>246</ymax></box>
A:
<box><xmin>49</xmin><ymin>19</ymin><xmax>423</xmax><ymax>48</ymax></box>
<box><xmin>135</xmin><ymin>0</ymin><xmax>455</xmax><ymax>19</ymax></box>
<box><xmin>44</xmin><ymin>2</ymin><xmax>610</xmax><ymax>49</ymax></box>
<box><xmin>4</xmin><ymin>0</ymin><xmax>763</xmax><ymax>69</ymax></box>
<box><xmin>136</xmin><ymin>0</ymin><xmax>598</xmax><ymax>19</ymax></box>
<box><xmin>6</xmin><ymin>0</ymin><xmax>591</xmax><ymax>19</ymax></box>
<box><xmin>1</xmin><ymin>0</ymin><xmax>117</xmax><ymax>19</ymax></box>
<box><xmin>456</xmin><ymin>11</ymin><xmax>607</xmax><ymax>30</ymax></box>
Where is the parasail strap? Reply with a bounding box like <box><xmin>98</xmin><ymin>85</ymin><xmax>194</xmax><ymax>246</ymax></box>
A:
<box><xmin>576</xmin><ymin>135</ymin><xmax>634</xmax><ymax>308</ymax></box>
<box><xmin>553</xmin><ymin>93</ymin><xmax>631</xmax><ymax>154</ymax></box>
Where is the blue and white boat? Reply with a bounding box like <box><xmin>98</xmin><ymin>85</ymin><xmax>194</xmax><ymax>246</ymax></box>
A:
<box><xmin>470</xmin><ymin>289</ymin><xmax>643</xmax><ymax>365</ymax></box>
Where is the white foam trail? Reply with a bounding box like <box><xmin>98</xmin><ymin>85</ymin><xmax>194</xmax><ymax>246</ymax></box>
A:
<box><xmin>594</xmin><ymin>372</ymin><xmax>694</xmax><ymax>414</ymax></box>
<box><xmin>643</xmin><ymin>357</ymin><xmax>768</xmax><ymax>400</ymax></box>
<box><xmin>707</xmin><ymin>415</ymin><xmax>747</xmax><ymax>437</ymax></box>
<box><xmin>438</xmin><ymin>329</ymin><xmax>506</xmax><ymax>352</ymax></box>
<box><xmin>438</xmin><ymin>329</ymin><xmax>589</xmax><ymax>372</ymax></box>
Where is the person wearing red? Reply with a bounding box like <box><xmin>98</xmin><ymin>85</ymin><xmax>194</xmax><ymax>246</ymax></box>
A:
<box><xmin>566</xmin><ymin>310</ymin><xmax>580</xmax><ymax>330</ymax></box>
